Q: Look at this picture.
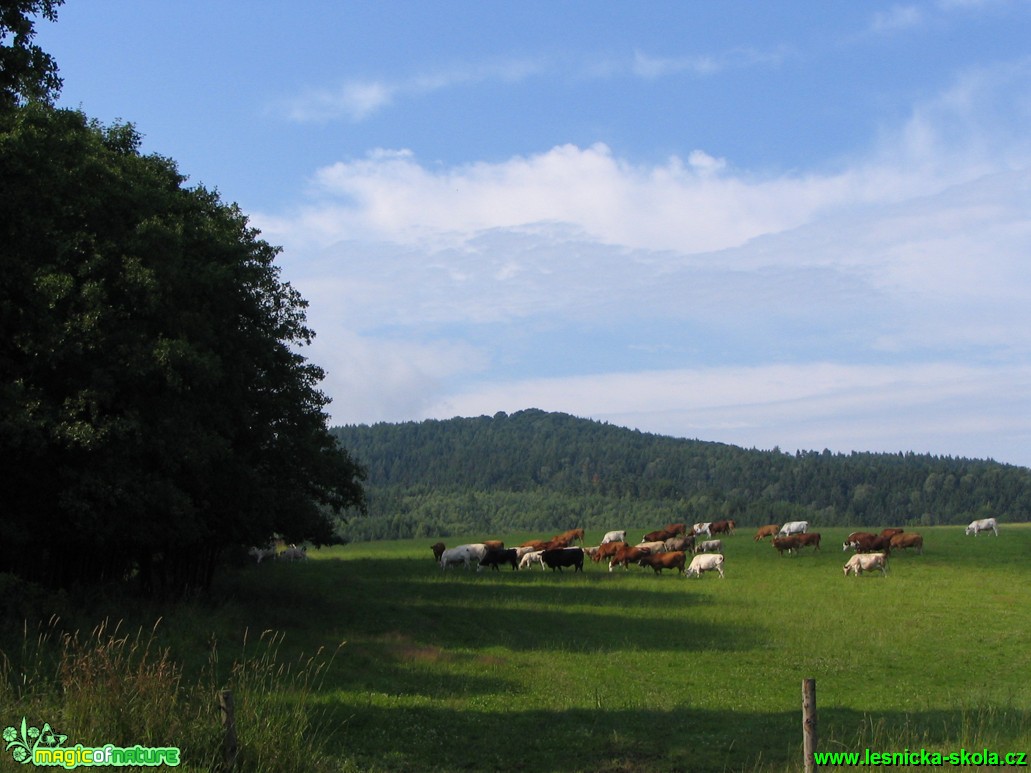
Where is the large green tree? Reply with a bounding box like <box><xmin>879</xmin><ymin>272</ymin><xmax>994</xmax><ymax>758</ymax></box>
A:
<box><xmin>0</xmin><ymin>0</ymin><xmax>63</xmax><ymax>109</ymax></box>
<box><xmin>1</xmin><ymin>105</ymin><xmax>365</xmax><ymax>594</ymax></box>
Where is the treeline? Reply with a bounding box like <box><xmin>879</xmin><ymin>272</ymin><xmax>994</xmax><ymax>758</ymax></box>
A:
<box><xmin>331</xmin><ymin>409</ymin><xmax>1031</xmax><ymax>541</ymax></box>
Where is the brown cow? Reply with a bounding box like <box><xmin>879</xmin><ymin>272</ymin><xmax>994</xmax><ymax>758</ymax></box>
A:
<box><xmin>551</xmin><ymin>528</ymin><xmax>585</xmax><ymax>545</ymax></box>
<box><xmin>663</xmin><ymin>523</ymin><xmax>688</xmax><ymax>536</ymax></box>
<box><xmin>772</xmin><ymin>535</ymin><xmax>802</xmax><ymax>556</ymax></box>
<box><xmin>890</xmin><ymin>532</ymin><xmax>923</xmax><ymax>554</ymax></box>
<box><xmin>519</xmin><ymin>539</ymin><xmax>551</xmax><ymax>551</ymax></box>
<box><xmin>638</xmin><ymin>550</ymin><xmax>687</xmax><ymax>575</ymax></box>
<box><xmin>754</xmin><ymin>524</ymin><xmax>780</xmax><ymax>541</ymax></box>
<box><xmin>609</xmin><ymin>544</ymin><xmax>652</xmax><ymax>571</ymax></box>
<box><xmin>880</xmin><ymin>528</ymin><xmax>904</xmax><ymax>539</ymax></box>
<box><xmin>709</xmin><ymin>520</ymin><xmax>732</xmax><ymax>535</ymax></box>
<box><xmin>795</xmin><ymin>532</ymin><xmax>821</xmax><ymax>551</ymax></box>
<box><xmin>482</xmin><ymin>540</ymin><xmax>505</xmax><ymax>551</ymax></box>
<box><xmin>643</xmin><ymin>528</ymin><xmax>677</xmax><ymax>542</ymax></box>
<box><xmin>663</xmin><ymin>535</ymin><xmax>695</xmax><ymax>553</ymax></box>
<box><xmin>431</xmin><ymin>542</ymin><xmax>446</xmax><ymax>561</ymax></box>
<box><xmin>591</xmin><ymin>541</ymin><xmax>626</xmax><ymax>562</ymax></box>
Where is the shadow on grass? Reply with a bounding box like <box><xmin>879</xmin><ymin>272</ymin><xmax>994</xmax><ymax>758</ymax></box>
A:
<box><xmin>318</xmin><ymin>702</ymin><xmax>1031</xmax><ymax>772</ymax></box>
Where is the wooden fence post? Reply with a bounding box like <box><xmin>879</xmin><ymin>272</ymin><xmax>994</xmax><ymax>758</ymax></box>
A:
<box><xmin>219</xmin><ymin>689</ymin><xmax>238</xmax><ymax>771</ymax></box>
<box><xmin>803</xmin><ymin>678</ymin><xmax>817</xmax><ymax>773</ymax></box>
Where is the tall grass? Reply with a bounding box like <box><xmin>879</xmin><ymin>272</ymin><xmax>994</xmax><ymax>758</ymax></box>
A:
<box><xmin>0</xmin><ymin>612</ymin><xmax>340</xmax><ymax>772</ymax></box>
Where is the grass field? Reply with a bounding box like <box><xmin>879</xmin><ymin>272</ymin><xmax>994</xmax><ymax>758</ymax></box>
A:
<box><xmin>2</xmin><ymin>524</ymin><xmax>1030</xmax><ymax>771</ymax></box>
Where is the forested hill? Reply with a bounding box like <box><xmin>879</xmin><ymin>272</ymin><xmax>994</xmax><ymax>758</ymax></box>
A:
<box><xmin>330</xmin><ymin>409</ymin><xmax>1031</xmax><ymax>541</ymax></box>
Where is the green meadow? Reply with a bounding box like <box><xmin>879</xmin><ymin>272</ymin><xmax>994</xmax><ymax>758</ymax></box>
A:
<box><xmin>2</xmin><ymin>524</ymin><xmax>1029</xmax><ymax>772</ymax></box>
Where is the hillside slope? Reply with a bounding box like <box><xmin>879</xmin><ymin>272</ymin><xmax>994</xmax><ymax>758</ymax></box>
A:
<box><xmin>330</xmin><ymin>409</ymin><xmax>1031</xmax><ymax>540</ymax></box>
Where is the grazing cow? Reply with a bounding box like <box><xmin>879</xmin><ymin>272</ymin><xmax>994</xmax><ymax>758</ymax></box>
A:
<box><xmin>795</xmin><ymin>532</ymin><xmax>821</xmax><ymax>551</ymax></box>
<box><xmin>542</xmin><ymin>547</ymin><xmax>584</xmax><ymax>573</ymax></box>
<box><xmin>551</xmin><ymin>528</ymin><xmax>585</xmax><ymax>545</ymax></box>
<box><xmin>609</xmin><ymin>544</ymin><xmax>652</xmax><ymax>571</ymax></box>
<box><xmin>248</xmin><ymin>545</ymin><xmax>277</xmax><ymax>564</ymax></box>
<box><xmin>643</xmin><ymin>528</ymin><xmax>676</xmax><ymax>543</ymax></box>
<box><xmin>638</xmin><ymin>551</ymin><xmax>686</xmax><ymax>575</ymax></box>
<box><xmin>772</xmin><ymin>536</ymin><xmax>802</xmax><ymax>556</ymax></box>
<box><xmin>779</xmin><ymin>521</ymin><xmax>809</xmax><ymax>536</ymax></box>
<box><xmin>280</xmin><ymin>544</ymin><xmax>308</xmax><ymax>561</ymax></box>
<box><xmin>965</xmin><ymin>518</ymin><xmax>998</xmax><ymax>537</ymax></box>
<box><xmin>843</xmin><ymin>532</ymin><xmax>876</xmax><ymax>550</ymax></box>
<box><xmin>663</xmin><ymin>523</ymin><xmax>688</xmax><ymax>536</ymax></box>
<box><xmin>637</xmin><ymin>540</ymin><xmax>668</xmax><ymax>554</ymax></box>
<box><xmin>879</xmin><ymin>528</ymin><xmax>903</xmax><ymax>540</ymax></box>
<box><xmin>430</xmin><ymin>542</ymin><xmax>447</xmax><ymax>562</ymax></box>
<box><xmin>440</xmin><ymin>543</ymin><xmax>488</xmax><ymax>570</ymax></box>
<box><xmin>709</xmin><ymin>519</ymin><xmax>734</xmax><ymax>536</ymax></box>
<box><xmin>479</xmin><ymin>548</ymin><xmax>518</xmax><ymax>571</ymax></box>
<box><xmin>592</xmin><ymin>541</ymin><xmax>625</xmax><ymax>562</ymax></box>
<box><xmin>694</xmin><ymin>539</ymin><xmax>723</xmax><ymax>554</ymax></box>
<box><xmin>601</xmin><ymin>530</ymin><xmax>626</xmax><ymax>544</ymax></box>
<box><xmin>482</xmin><ymin>540</ymin><xmax>505</xmax><ymax>551</ymax></box>
<box><xmin>663</xmin><ymin>535</ymin><xmax>695</xmax><ymax>553</ymax></box>
<box><xmin>890</xmin><ymin>532</ymin><xmax>924</xmax><ymax>554</ymax></box>
<box><xmin>518</xmin><ymin>550</ymin><xmax>545</xmax><ymax>570</ymax></box>
<box><xmin>520</xmin><ymin>539</ymin><xmax>550</xmax><ymax>550</ymax></box>
<box><xmin>846</xmin><ymin>534</ymin><xmax>893</xmax><ymax>554</ymax></box>
<box><xmin>692</xmin><ymin>522</ymin><xmax>712</xmax><ymax>537</ymax></box>
<box><xmin>754</xmin><ymin>524</ymin><xmax>781</xmax><ymax>541</ymax></box>
<box><xmin>843</xmin><ymin>552</ymin><xmax>888</xmax><ymax>577</ymax></box>
<box><xmin>686</xmin><ymin>553</ymin><xmax>725</xmax><ymax>578</ymax></box>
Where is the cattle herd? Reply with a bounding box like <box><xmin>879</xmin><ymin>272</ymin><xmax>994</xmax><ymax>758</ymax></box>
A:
<box><xmin>429</xmin><ymin>517</ymin><xmax>1001</xmax><ymax>579</ymax></box>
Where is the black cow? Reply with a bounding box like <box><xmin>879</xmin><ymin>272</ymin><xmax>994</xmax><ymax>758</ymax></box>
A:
<box><xmin>541</xmin><ymin>547</ymin><xmax>584</xmax><ymax>573</ymax></box>
<box><xmin>479</xmin><ymin>548</ymin><xmax>519</xmax><ymax>571</ymax></box>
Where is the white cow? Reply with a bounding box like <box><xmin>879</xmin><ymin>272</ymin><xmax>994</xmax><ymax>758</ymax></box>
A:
<box><xmin>779</xmin><ymin>521</ymin><xmax>809</xmax><ymax>536</ymax></box>
<box><xmin>686</xmin><ymin>553</ymin><xmax>725</xmax><ymax>578</ymax></box>
<box><xmin>601</xmin><ymin>530</ymin><xmax>626</xmax><ymax>544</ymax></box>
<box><xmin>439</xmin><ymin>543</ymin><xmax>487</xmax><ymax>570</ymax></box>
<box><xmin>843</xmin><ymin>552</ymin><xmax>887</xmax><ymax>576</ymax></box>
<box><xmin>247</xmin><ymin>545</ymin><xmax>277</xmax><ymax>563</ymax></box>
<box><xmin>965</xmin><ymin>518</ymin><xmax>998</xmax><ymax>537</ymax></box>
<box><xmin>692</xmin><ymin>522</ymin><xmax>712</xmax><ymax>537</ymax></box>
<box><xmin>694</xmin><ymin>539</ymin><xmax>723</xmax><ymax>554</ymax></box>
<box><xmin>637</xmin><ymin>540</ymin><xmax>667</xmax><ymax>554</ymax></box>
<box><xmin>518</xmin><ymin>550</ymin><xmax>545</xmax><ymax>570</ymax></box>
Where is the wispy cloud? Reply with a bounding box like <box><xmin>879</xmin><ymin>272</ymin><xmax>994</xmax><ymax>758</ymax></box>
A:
<box><xmin>278</xmin><ymin>57</ymin><xmax>547</xmax><ymax>123</ymax></box>
<box><xmin>870</xmin><ymin>5</ymin><xmax>925</xmax><ymax>34</ymax></box>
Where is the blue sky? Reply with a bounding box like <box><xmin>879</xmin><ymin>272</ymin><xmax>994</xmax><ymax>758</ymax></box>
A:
<box><xmin>36</xmin><ymin>1</ymin><xmax>1031</xmax><ymax>467</ymax></box>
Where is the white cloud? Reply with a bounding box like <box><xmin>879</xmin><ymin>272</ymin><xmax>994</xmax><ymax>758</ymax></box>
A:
<box><xmin>871</xmin><ymin>5</ymin><xmax>925</xmax><ymax>33</ymax></box>
<box><xmin>257</xmin><ymin>62</ymin><xmax>1031</xmax><ymax>466</ymax></box>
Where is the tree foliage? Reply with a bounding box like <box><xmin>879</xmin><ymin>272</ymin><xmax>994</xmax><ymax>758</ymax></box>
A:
<box><xmin>0</xmin><ymin>0</ymin><xmax>63</xmax><ymax>109</ymax></box>
<box><xmin>1</xmin><ymin>105</ymin><xmax>365</xmax><ymax>595</ymax></box>
<box><xmin>332</xmin><ymin>409</ymin><xmax>1031</xmax><ymax>541</ymax></box>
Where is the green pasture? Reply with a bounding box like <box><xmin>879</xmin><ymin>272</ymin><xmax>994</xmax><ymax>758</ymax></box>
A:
<box><xmin>2</xmin><ymin>524</ymin><xmax>1030</xmax><ymax>772</ymax></box>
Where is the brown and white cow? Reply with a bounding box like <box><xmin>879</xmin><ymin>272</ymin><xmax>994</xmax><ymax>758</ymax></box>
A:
<box><xmin>846</xmin><ymin>534</ymin><xmax>893</xmax><ymax>554</ymax></box>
